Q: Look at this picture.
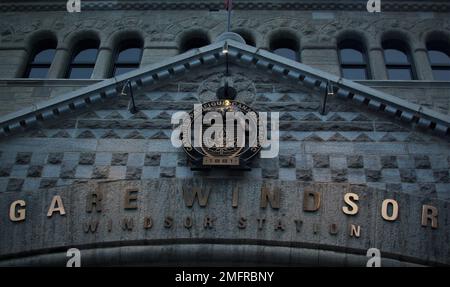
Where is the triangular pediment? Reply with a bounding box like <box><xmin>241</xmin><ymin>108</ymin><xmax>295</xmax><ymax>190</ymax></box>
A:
<box><xmin>0</xmin><ymin>39</ymin><xmax>449</xmax><ymax>139</ymax></box>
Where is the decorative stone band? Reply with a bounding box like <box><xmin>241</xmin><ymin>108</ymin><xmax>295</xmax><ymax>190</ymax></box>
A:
<box><xmin>0</xmin><ymin>179</ymin><xmax>449</xmax><ymax>266</ymax></box>
<box><xmin>0</xmin><ymin>39</ymin><xmax>449</xmax><ymax>139</ymax></box>
<box><xmin>1</xmin><ymin>0</ymin><xmax>450</xmax><ymax>13</ymax></box>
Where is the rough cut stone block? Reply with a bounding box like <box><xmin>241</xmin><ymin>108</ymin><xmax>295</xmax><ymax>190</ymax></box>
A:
<box><xmin>331</xmin><ymin>169</ymin><xmax>347</xmax><ymax>182</ymax></box>
<box><xmin>433</xmin><ymin>170</ymin><xmax>449</xmax><ymax>183</ymax></box>
<box><xmin>160</xmin><ymin>167</ymin><xmax>175</xmax><ymax>178</ymax></box>
<box><xmin>39</xmin><ymin>179</ymin><xmax>57</xmax><ymax>189</ymax></box>
<box><xmin>126</xmin><ymin>167</ymin><xmax>142</xmax><ymax>180</ymax></box>
<box><xmin>279</xmin><ymin>155</ymin><xmax>296</xmax><ymax>168</ymax></box>
<box><xmin>79</xmin><ymin>152</ymin><xmax>96</xmax><ymax>165</ymax></box>
<box><xmin>15</xmin><ymin>152</ymin><xmax>32</xmax><ymax>165</ymax></box>
<box><xmin>414</xmin><ymin>156</ymin><xmax>431</xmax><ymax>169</ymax></box>
<box><xmin>92</xmin><ymin>166</ymin><xmax>109</xmax><ymax>179</ymax></box>
<box><xmin>0</xmin><ymin>165</ymin><xmax>12</xmax><ymax>177</ymax></box>
<box><xmin>60</xmin><ymin>164</ymin><xmax>76</xmax><ymax>179</ymax></box>
<box><xmin>111</xmin><ymin>153</ymin><xmax>129</xmax><ymax>166</ymax></box>
<box><xmin>47</xmin><ymin>153</ymin><xmax>63</xmax><ymax>165</ymax></box>
<box><xmin>145</xmin><ymin>153</ymin><xmax>161</xmax><ymax>166</ymax></box>
<box><xmin>296</xmin><ymin>169</ymin><xmax>312</xmax><ymax>181</ymax></box>
<box><xmin>262</xmin><ymin>168</ymin><xmax>279</xmax><ymax>179</ymax></box>
<box><xmin>347</xmin><ymin>156</ymin><xmax>363</xmax><ymax>168</ymax></box>
<box><xmin>27</xmin><ymin>165</ymin><xmax>43</xmax><ymax>178</ymax></box>
<box><xmin>399</xmin><ymin>169</ymin><xmax>417</xmax><ymax>183</ymax></box>
<box><xmin>6</xmin><ymin>178</ymin><xmax>23</xmax><ymax>192</ymax></box>
<box><xmin>365</xmin><ymin>169</ymin><xmax>381</xmax><ymax>182</ymax></box>
<box><xmin>380</xmin><ymin>156</ymin><xmax>398</xmax><ymax>168</ymax></box>
<box><xmin>313</xmin><ymin>154</ymin><xmax>329</xmax><ymax>168</ymax></box>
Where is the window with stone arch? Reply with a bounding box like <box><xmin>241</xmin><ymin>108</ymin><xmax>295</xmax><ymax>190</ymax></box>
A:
<box><xmin>24</xmin><ymin>38</ymin><xmax>57</xmax><ymax>78</ymax></box>
<box><xmin>66</xmin><ymin>39</ymin><xmax>100</xmax><ymax>79</ymax></box>
<box><xmin>338</xmin><ymin>39</ymin><xmax>370</xmax><ymax>80</ymax></box>
<box><xmin>233</xmin><ymin>30</ymin><xmax>256</xmax><ymax>46</ymax></box>
<box><xmin>382</xmin><ymin>39</ymin><xmax>416</xmax><ymax>80</ymax></box>
<box><xmin>179</xmin><ymin>31</ymin><xmax>210</xmax><ymax>53</ymax></box>
<box><xmin>269</xmin><ymin>33</ymin><xmax>300</xmax><ymax>62</ymax></box>
<box><xmin>427</xmin><ymin>40</ymin><xmax>450</xmax><ymax>81</ymax></box>
<box><xmin>113</xmin><ymin>39</ymin><xmax>143</xmax><ymax>77</ymax></box>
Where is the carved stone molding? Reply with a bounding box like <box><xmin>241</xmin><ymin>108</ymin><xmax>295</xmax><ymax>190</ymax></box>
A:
<box><xmin>1</xmin><ymin>1</ymin><xmax>450</xmax><ymax>13</ymax></box>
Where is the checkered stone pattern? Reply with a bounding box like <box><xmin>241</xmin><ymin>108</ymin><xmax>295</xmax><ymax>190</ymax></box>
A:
<box><xmin>3</xmin><ymin>150</ymin><xmax>448</xmax><ymax>198</ymax></box>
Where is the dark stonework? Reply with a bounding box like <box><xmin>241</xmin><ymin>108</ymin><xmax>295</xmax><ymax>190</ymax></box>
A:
<box><xmin>92</xmin><ymin>166</ymin><xmax>109</xmax><ymax>179</ymax></box>
<box><xmin>111</xmin><ymin>153</ymin><xmax>128</xmax><ymax>166</ymax></box>
<box><xmin>126</xmin><ymin>167</ymin><xmax>142</xmax><ymax>180</ymax></box>
<box><xmin>60</xmin><ymin>165</ymin><xmax>76</xmax><ymax>179</ymax></box>
<box><xmin>347</xmin><ymin>156</ymin><xmax>364</xmax><ymax>168</ymax></box>
<box><xmin>0</xmin><ymin>165</ymin><xmax>11</xmax><ymax>177</ymax></box>
<box><xmin>279</xmin><ymin>155</ymin><xmax>296</xmax><ymax>168</ymax></box>
<box><xmin>79</xmin><ymin>153</ymin><xmax>96</xmax><ymax>165</ymax></box>
<box><xmin>6</xmin><ymin>179</ymin><xmax>23</xmax><ymax>192</ymax></box>
<box><xmin>160</xmin><ymin>167</ymin><xmax>175</xmax><ymax>178</ymax></box>
<box><xmin>39</xmin><ymin>179</ymin><xmax>57</xmax><ymax>189</ymax></box>
<box><xmin>365</xmin><ymin>169</ymin><xmax>382</xmax><ymax>182</ymax></box>
<box><xmin>433</xmin><ymin>170</ymin><xmax>449</xmax><ymax>183</ymax></box>
<box><xmin>380</xmin><ymin>156</ymin><xmax>398</xmax><ymax>169</ymax></box>
<box><xmin>415</xmin><ymin>156</ymin><xmax>431</xmax><ymax>169</ymax></box>
<box><xmin>296</xmin><ymin>169</ymin><xmax>312</xmax><ymax>181</ymax></box>
<box><xmin>331</xmin><ymin>169</ymin><xmax>348</xmax><ymax>182</ymax></box>
<box><xmin>262</xmin><ymin>168</ymin><xmax>279</xmax><ymax>179</ymax></box>
<box><xmin>400</xmin><ymin>169</ymin><xmax>417</xmax><ymax>183</ymax></box>
<box><xmin>419</xmin><ymin>183</ymin><xmax>436</xmax><ymax>194</ymax></box>
<box><xmin>47</xmin><ymin>153</ymin><xmax>63</xmax><ymax>165</ymax></box>
<box><xmin>27</xmin><ymin>165</ymin><xmax>43</xmax><ymax>177</ymax></box>
<box><xmin>15</xmin><ymin>152</ymin><xmax>32</xmax><ymax>165</ymax></box>
<box><xmin>386</xmin><ymin>183</ymin><xmax>402</xmax><ymax>192</ymax></box>
<box><xmin>177</xmin><ymin>153</ymin><xmax>188</xmax><ymax>167</ymax></box>
<box><xmin>313</xmin><ymin>155</ymin><xmax>329</xmax><ymax>168</ymax></box>
<box><xmin>145</xmin><ymin>153</ymin><xmax>161</xmax><ymax>166</ymax></box>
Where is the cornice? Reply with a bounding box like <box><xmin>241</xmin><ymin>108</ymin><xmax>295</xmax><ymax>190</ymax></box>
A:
<box><xmin>1</xmin><ymin>1</ymin><xmax>450</xmax><ymax>13</ymax></box>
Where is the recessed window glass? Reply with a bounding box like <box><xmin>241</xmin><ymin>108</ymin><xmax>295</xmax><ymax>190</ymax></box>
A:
<box><xmin>273</xmin><ymin>48</ymin><xmax>298</xmax><ymax>61</ymax></box>
<box><xmin>180</xmin><ymin>35</ymin><xmax>210</xmax><ymax>53</ymax></box>
<box><xmin>383</xmin><ymin>40</ymin><xmax>415</xmax><ymax>80</ymax></box>
<box><xmin>427</xmin><ymin>41</ymin><xmax>450</xmax><ymax>81</ymax></box>
<box><xmin>338</xmin><ymin>40</ymin><xmax>369</xmax><ymax>80</ymax></box>
<box><xmin>67</xmin><ymin>40</ymin><xmax>99</xmax><ymax>79</ymax></box>
<box><xmin>113</xmin><ymin>41</ymin><xmax>143</xmax><ymax>77</ymax></box>
<box><xmin>25</xmin><ymin>41</ymin><xmax>56</xmax><ymax>78</ymax></box>
<box><xmin>342</xmin><ymin>68</ymin><xmax>367</xmax><ymax>80</ymax></box>
<box><xmin>270</xmin><ymin>37</ymin><xmax>299</xmax><ymax>62</ymax></box>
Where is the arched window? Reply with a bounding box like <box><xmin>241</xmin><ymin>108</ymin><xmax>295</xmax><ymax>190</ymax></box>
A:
<box><xmin>67</xmin><ymin>40</ymin><xmax>99</xmax><ymax>79</ymax></box>
<box><xmin>180</xmin><ymin>33</ymin><xmax>210</xmax><ymax>53</ymax></box>
<box><xmin>338</xmin><ymin>39</ymin><xmax>370</xmax><ymax>80</ymax></box>
<box><xmin>427</xmin><ymin>41</ymin><xmax>450</xmax><ymax>81</ymax></box>
<box><xmin>113</xmin><ymin>40</ymin><xmax>143</xmax><ymax>76</ymax></box>
<box><xmin>25</xmin><ymin>40</ymin><xmax>57</xmax><ymax>78</ymax></box>
<box><xmin>383</xmin><ymin>40</ymin><xmax>415</xmax><ymax>80</ymax></box>
<box><xmin>270</xmin><ymin>37</ymin><xmax>299</xmax><ymax>62</ymax></box>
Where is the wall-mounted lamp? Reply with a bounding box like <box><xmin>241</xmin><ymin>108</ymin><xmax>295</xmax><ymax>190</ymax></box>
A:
<box><xmin>222</xmin><ymin>42</ymin><xmax>229</xmax><ymax>54</ymax></box>
<box><xmin>120</xmin><ymin>80</ymin><xmax>138</xmax><ymax>114</ymax></box>
<box><xmin>321</xmin><ymin>80</ymin><xmax>334</xmax><ymax>115</ymax></box>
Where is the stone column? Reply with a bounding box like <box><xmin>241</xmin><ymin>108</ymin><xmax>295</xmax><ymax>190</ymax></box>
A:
<box><xmin>47</xmin><ymin>47</ymin><xmax>70</xmax><ymax>78</ymax></box>
<box><xmin>368</xmin><ymin>47</ymin><xmax>388</xmax><ymax>80</ymax></box>
<box><xmin>11</xmin><ymin>48</ymin><xmax>29</xmax><ymax>78</ymax></box>
<box><xmin>413</xmin><ymin>48</ymin><xmax>434</xmax><ymax>81</ymax></box>
<box><xmin>91</xmin><ymin>47</ymin><xmax>113</xmax><ymax>79</ymax></box>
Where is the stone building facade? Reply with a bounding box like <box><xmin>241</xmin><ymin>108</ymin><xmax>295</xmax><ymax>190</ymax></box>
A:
<box><xmin>0</xmin><ymin>0</ymin><xmax>449</xmax><ymax>266</ymax></box>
